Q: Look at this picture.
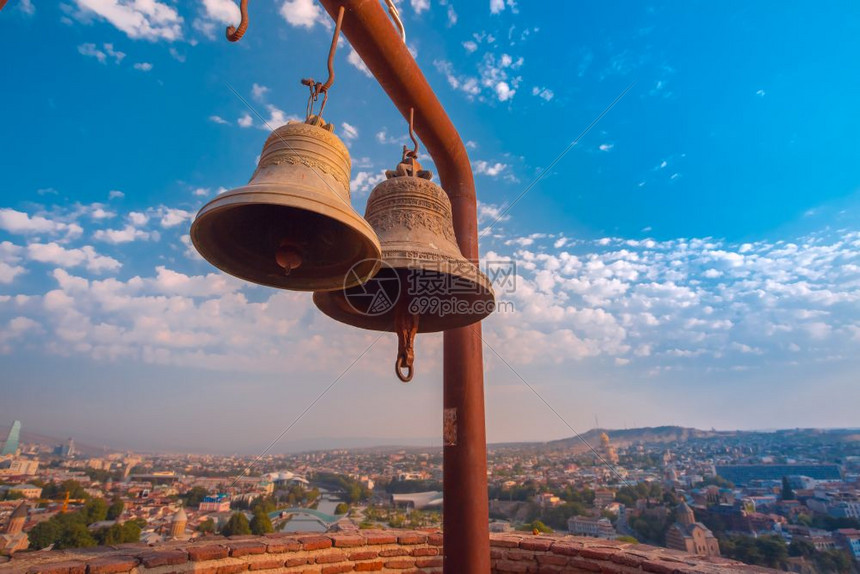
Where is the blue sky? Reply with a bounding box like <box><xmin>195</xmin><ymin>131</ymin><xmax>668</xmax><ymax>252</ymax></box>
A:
<box><xmin>1</xmin><ymin>0</ymin><xmax>859</xmax><ymax>453</ymax></box>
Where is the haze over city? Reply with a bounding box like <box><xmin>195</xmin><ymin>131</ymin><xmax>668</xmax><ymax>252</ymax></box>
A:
<box><xmin>2</xmin><ymin>0</ymin><xmax>860</xmax><ymax>455</ymax></box>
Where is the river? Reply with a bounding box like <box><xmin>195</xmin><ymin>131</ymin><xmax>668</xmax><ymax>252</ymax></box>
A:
<box><xmin>280</xmin><ymin>491</ymin><xmax>342</xmax><ymax>533</ymax></box>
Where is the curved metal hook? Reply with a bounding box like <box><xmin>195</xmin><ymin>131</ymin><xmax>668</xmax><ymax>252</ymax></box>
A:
<box><xmin>226</xmin><ymin>0</ymin><xmax>249</xmax><ymax>42</ymax></box>
<box><xmin>320</xmin><ymin>6</ymin><xmax>345</xmax><ymax>93</ymax></box>
<box><xmin>406</xmin><ymin>107</ymin><xmax>419</xmax><ymax>159</ymax></box>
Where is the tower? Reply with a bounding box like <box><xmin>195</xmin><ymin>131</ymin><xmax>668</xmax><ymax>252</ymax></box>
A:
<box><xmin>169</xmin><ymin>507</ymin><xmax>188</xmax><ymax>539</ymax></box>
<box><xmin>4</xmin><ymin>503</ymin><xmax>27</xmax><ymax>535</ymax></box>
<box><xmin>1</xmin><ymin>421</ymin><xmax>21</xmax><ymax>456</ymax></box>
<box><xmin>677</xmin><ymin>501</ymin><xmax>695</xmax><ymax>527</ymax></box>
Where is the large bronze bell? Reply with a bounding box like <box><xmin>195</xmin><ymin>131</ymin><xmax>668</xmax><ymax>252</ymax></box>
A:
<box><xmin>313</xmin><ymin>158</ymin><xmax>495</xmax><ymax>381</ymax></box>
<box><xmin>190</xmin><ymin>118</ymin><xmax>381</xmax><ymax>291</ymax></box>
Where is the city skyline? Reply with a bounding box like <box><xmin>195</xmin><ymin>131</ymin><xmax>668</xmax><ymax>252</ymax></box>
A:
<box><xmin>1</xmin><ymin>1</ymin><xmax>860</xmax><ymax>452</ymax></box>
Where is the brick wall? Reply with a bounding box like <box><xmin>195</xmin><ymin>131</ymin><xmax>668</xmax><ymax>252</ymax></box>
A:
<box><xmin>0</xmin><ymin>530</ymin><xmax>776</xmax><ymax>573</ymax></box>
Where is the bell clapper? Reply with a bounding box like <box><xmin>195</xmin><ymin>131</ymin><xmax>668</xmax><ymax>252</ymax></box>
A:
<box><xmin>275</xmin><ymin>239</ymin><xmax>303</xmax><ymax>276</ymax></box>
<box><xmin>395</xmin><ymin>303</ymin><xmax>419</xmax><ymax>383</ymax></box>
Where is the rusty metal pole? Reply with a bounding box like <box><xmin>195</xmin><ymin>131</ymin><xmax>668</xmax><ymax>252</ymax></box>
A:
<box><xmin>317</xmin><ymin>1</ymin><xmax>490</xmax><ymax>571</ymax></box>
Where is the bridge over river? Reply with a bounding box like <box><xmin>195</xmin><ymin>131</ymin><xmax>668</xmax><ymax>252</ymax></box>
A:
<box><xmin>269</xmin><ymin>507</ymin><xmax>342</xmax><ymax>526</ymax></box>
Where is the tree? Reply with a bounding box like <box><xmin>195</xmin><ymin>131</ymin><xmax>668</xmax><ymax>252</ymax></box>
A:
<box><xmin>96</xmin><ymin>521</ymin><xmax>141</xmax><ymax>545</ymax></box>
<box><xmin>517</xmin><ymin>520</ymin><xmax>552</xmax><ymax>534</ymax></box>
<box><xmin>250</xmin><ymin>510</ymin><xmax>274</xmax><ymax>535</ymax></box>
<box><xmin>781</xmin><ymin>477</ymin><xmax>795</xmax><ymax>501</ymax></box>
<box><xmin>82</xmin><ymin>498</ymin><xmax>108</xmax><ymax>525</ymax></box>
<box><xmin>197</xmin><ymin>518</ymin><xmax>216</xmax><ymax>534</ymax></box>
<box><xmin>788</xmin><ymin>539</ymin><xmax>815</xmax><ymax>558</ymax></box>
<box><xmin>182</xmin><ymin>486</ymin><xmax>210</xmax><ymax>508</ymax></box>
<box><xmin>28</xmin><ymin>520</ymin><xmax>61</xmax><ymax>549</ymax></box>
<box><xmin>107</xmin><ymin>497</ymin><xmax>124</xmax><ymax>521</ymax></box>
<box><xmin>221</xmin><ymin>512</ymin><xmax>251</xmax><ymax>536</ymax></box>
<box><xmin>58</xmin><ymin>523</ymin><xmax>97</xmax><ymax>549</ymax></box>
<box><xmin>334</xmin><ymin>502</ymin><xmax>349</xmax><ymax>515</ymax></box>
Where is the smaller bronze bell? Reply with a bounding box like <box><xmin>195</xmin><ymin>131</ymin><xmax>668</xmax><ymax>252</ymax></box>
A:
<box><xmin>191</xmin><ymin>118</ymin><xmax>381</xmax><ymax>291</ymax></box>
<box><xmin>313</xmin><ymin>158</ymin><xmax>495</xmax><ymax>381</ymax></box>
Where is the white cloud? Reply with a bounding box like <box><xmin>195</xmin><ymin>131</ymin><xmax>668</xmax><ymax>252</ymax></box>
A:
<box><xmin>446</xmin><ymin>4</ymin><xmax>457</xmax><ymax>26</ymax></box>
<box><xmin>531</xmin><ymin>86</ymin><xmax>554</xmax><ymax>101</ymax></box>
<box><xmin>27</xmin><ymin>242</ymin><xmax>121</xmax><ymax>273</ymax></box>
<box><xmin>0</xmin><ymin>208</ymin><xmax>80</xmax><ymax>238</ymax></box>
<box><xmin>251</xmin><ymin>83</ymin><xmax>269</xmax><ymax>102</ymax></box>
<box><xmin>72</xmin><ymin>0</ymin><xmax>184</xmax><ymax>42</ymax></box>
<box><xmin>279</xmin><ymin>0</ymin><xmax>325</xmax><ymax>29</ymax></box>
<box><xmin>237</xmin><ymin>113</ymin><xmax>253</xmax><ymax>128</ymax></box>
<box><xmin>347</xmin><ymin>48</ymin><xmax>372</xmax><ymax>78</ymax></box>
<box><xmin>19</xmin><ymin>0</ymin><xmax>35</xmax><ymax>15</ymax></box>
<box><xmin>78</xmin><ymin>42</ymin><xmax>125</xmax><ymax>64</ymax></box>
<box><xmin>93</xmin><ymin>224</ymin><xmax>153</xmax><ymax>244</ymax></box>
<box><xmin>109</xmin><ymin>190</ymin><xmax>125</xmax><ymax>199</ymax></box>
<box><xmin>192</xmin><ymin>188</ymin><xmax>210</xmax><ymax>197</ymax></box>
<box><xmin>756</xmin><ymin>89</ymin><xmax>766</xmax><ymax>97</ymax></box>
<box><xmin>410</xmin><ymin>0</ymin><xmax>429</xmax><ymax>15</ymax></box>
<box><xmin>341</xmin><ymin>122</ymin><xmax>359</xmax><ymax>141</ymax></box>
<box><xmin>157</xmin><ymin>207</ymin><xmax>193</xmax><ymax>228</ymax></box>
<box><xmin>133</xmin><ymin>62</ymin><xmax>153</xmax><ymax>71</ymax></box>
<box><xmin>350</xmin><ymin>171</ymin><xmax>386</xmax><ymax>197</ymax></box>
<box><xmin>209</xmin><ymin>115</ymin><xmax>229</xmax><ymax>125</ymax></box>
<box><xmin>463</xmin><ymin>40</ymin><xmax>478</xmax><ymax>53</ymax></box>
<box><xmin>489</xmin><ymin>0</ymin><xmax>517</xmax><ymax>14</ymax></box>
<box><xmin>473</xmin><ymin>160</ymin><xmax>509</xmax><ymax>178</ymax></box>
<box><xmin>598</xmin><ymin>144</ymin><xmax>613</xmax><ymax>152</ymax></box>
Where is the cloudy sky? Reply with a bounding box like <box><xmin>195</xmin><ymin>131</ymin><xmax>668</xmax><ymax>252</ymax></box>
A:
<box><xmin>1</xmin><ymin>0</ymin><xmax>859</xmax><ymax>453</ymax></box>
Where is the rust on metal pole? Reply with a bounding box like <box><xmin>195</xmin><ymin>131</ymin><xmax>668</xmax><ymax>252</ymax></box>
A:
<box><xmin>316</xmin><ymin>1</ymin><xmax>490</xmax><ymax>572</ymax></box>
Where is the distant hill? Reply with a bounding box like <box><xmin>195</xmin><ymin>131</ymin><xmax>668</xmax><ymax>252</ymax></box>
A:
<box><xmin>489</xmin><ymin>426</ymin><xmax>730</xmax><ymax>454</ymax></box>
<box><xmin>13</xmin><ymin>427</ymin><xmax>106</xmax><ymax>458</ymax></box>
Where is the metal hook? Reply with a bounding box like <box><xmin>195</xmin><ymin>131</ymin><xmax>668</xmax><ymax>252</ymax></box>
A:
<box><xmin>226</xmin><ymin>0</ymin><xmax>249</xmax><ymax>42</ymax></box>
<box><xmin>395</xmin><ymin>305</ymin><xmax>419</xmax><ymax>383</ymax></box>
<box><xmin>407</xmin><ymin>107</ymin><xmax>419</xmax><ymax>159</ymax></box>
<box><xmin>301</xmin><ymin>6</ymin><xmax>344</xmax><ymax>123</ymax></box>
<box><xmin>320</xmin><ymin>6</ymin><xmax>345</xmax><ymax>94</ymax></box>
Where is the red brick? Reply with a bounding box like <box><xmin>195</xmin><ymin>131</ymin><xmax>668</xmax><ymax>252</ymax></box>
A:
<box><xmin>320</xmin><ymin>565</ymin><xmax>352</xmax><ymax>574</ymax></box>
<box><xmin>331</xmin><ymin>534</ymin><xmax>364</xmax><ymax>547</ymax></box>
<box><xmin>397</xmin><ymin>533</ymin><xmax>427</xmax><ymax>545</ymax></box>
<box><xmin>314</xmin><ymin>552</ymin><xmax>347</xmax><ymax>564</ymax></box>
<box><xmin>508</xmin><ymin>550</ymin><xmax>541</xmax><ymax>562</ymax></box>
<box><xmin>362</xmin><ymin>531</ymin><xmax>398</xmax><ymax>545</ymax></box>
<box><xmin>579</xmin><ymin>547</ymin><xmax>619</xmax><ymax>561</ymax></box>
<box><xmin>493</xmin><ymin>559</ymin><xmax>535</xmax><ymax>573</ymax></box>
<box><xmin>138</xmin><ymin>550</ymin><xmax>189</xmax><ymax>567</ymax></box>
<box><xmin>298</xmin><ymin>536</ymin><xmax>333</xmax><ymax>551</ymax></box>
<box><xmin>188</xmin><ymin>545</ymin><xmax>229</xmax><ymax>561</ymax></box>
<box><xmin>549</xmin><ymin>542</ymin><xmax>582</xmax><ymax>557</ymax></box>
<box><xmin>216</xmin><ymin>564</ymin><xmax>250</xmax><ymax>574</ymax></box>
<box><xmin>249</xmin><ymin>558</ymin><xmax>287</xmax><ymax>571</ymax></box>
<box><xmin>348</xmin><ymin>549</ymin><xmax>379</xmax><ymax>561</ymax></box>
<box><xmin>26</xmin><ymin>562</ymin><xmax>87</xmax><ymax>574</ymax></box>
<box><xmin>379</xmin><ymin>548</ymin><xmax>409</xmax><ymax>557</ymax></box>
<box><xmin>536</xmin><ymin>554</ymin><xmax>568</xmax><ymax>566</ymax></box>
<box><xmin>610</xmin><ymin>551</ymin><xmax>643</xmax><ymax>567</ymax></box>
<box><xmin>415</xmin><ymin>557</ymin><xmax>443</xmax><ymax>568</ymax></box>
<box><xmin>426</xmin><ymin>533</ymin><xmax>443</xmax><ymax>547</ymax></box>
<box><xmin>86</xmin><ymin>556</ymin><xmax>139</xmax><ymax>574</ymax></box>
<box><xmin>285</xmin><ymin>557</ymin><xmax>311</xmax><ymax>567</ymax></box>
<box><xmin>520</xmin><ymin>538</ymin><xmax>554</xmax><ymax>552</ymax></box>
<box><xmin>228</xmin><ymin>541</ymin><xmax>267</xmax><ymax>557</ymax></box>
<box><xmin>490</xmin><ymin>536</ymin><xmax>522</xmax><ymax>548</ymax></box>
<box><xmin>642</xmin><ymin>560</ymin><xmax>677</xmax><ymax>574</ymax></box>
<box><xmin>536</xmin><ymin>567</ymin><xmax>565</xmax><ymax>574</ymax></box>
<box><xmin>384</xmin><ymin>558</ymin><xmax>416</xmax><ymax>569</ymax></box>
<box><xmin>566</xmin><ymin>558</ymin><xmax>602</xmax><ymax>572</ymax></box>
<box><xmin>265</xmin><ymin>538</ymin><xmax>302</xmax><ymax>553</ymax></box>
<box><xmin>354</xmin><ymin>561</ymin><xmax>384</xmax><ymax>571</ymax></box>
<box><xmin>410</xmin><ymin>547</ymin><xmax>437</xmax><ymax>557</ymax></box>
